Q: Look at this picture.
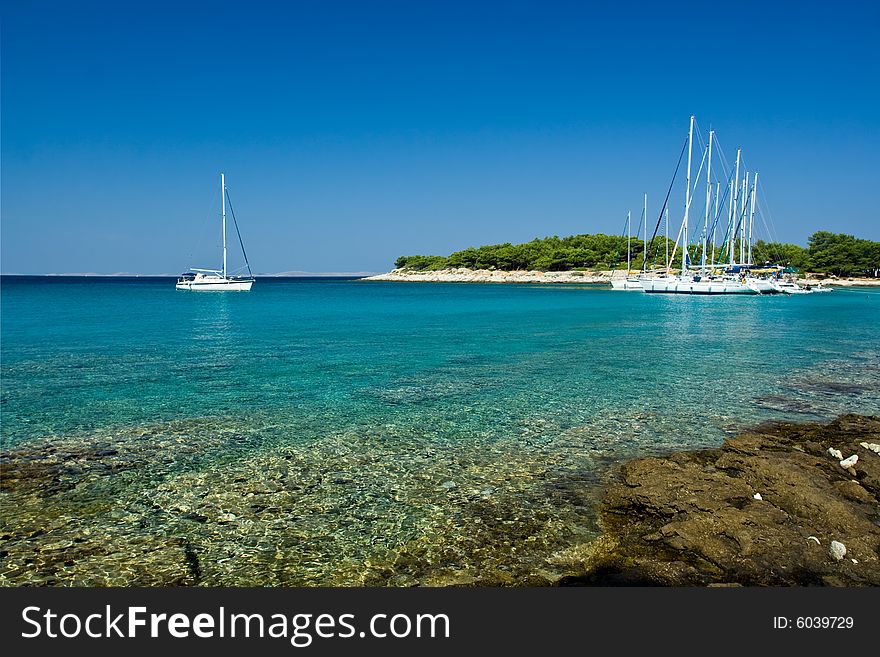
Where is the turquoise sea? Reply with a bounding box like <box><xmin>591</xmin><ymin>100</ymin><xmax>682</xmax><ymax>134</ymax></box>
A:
<box><xmin>1</xmin><ymin>276</ymin><xmax>878</xmax><ymax>585</ymax></box>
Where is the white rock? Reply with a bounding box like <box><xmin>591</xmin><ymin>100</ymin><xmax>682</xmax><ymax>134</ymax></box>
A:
<box><xmin>829</xmin><ymin>540</ymin><xmax>847</xmax><ymax>561</ymax></box>
<box><xmin>753</xmin><ymin>493</ymin><xmax>763</xmax><ymax>500</ymax></box>
<box><xmin>807</xmin><ymin>536</ymin><xmax>820</xmax><ymax>545</ymax></box>
<box><xmin>851</xmin><ymin>558</ymin><xmax>859</xmax><ymax>564</ymax></box>
<box><xmin>828</xmin><ymin>448</ymin><xmax>843</xmax><ymax>460</ymax></box>
<box><xmin>839</xmin><ymin>455</ymin><xmax>858</xmax><ymax>469</ymax></box>
<box><xmin>859</xmin><ymin>442</ymin><xmax>880</xmax><ymax>455</ymax></box>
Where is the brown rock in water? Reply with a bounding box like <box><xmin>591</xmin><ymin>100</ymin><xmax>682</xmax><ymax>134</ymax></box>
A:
<box><xmin>558</xmin><ymin>414</ymin><xmax>880</xmax><ymax>586</ymax></box>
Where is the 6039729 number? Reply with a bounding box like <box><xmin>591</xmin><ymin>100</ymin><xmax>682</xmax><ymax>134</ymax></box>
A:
<box><xmin>798</xmin><ymin>617</ymin><xmax>853</xmax><ymax>629</ymax></box>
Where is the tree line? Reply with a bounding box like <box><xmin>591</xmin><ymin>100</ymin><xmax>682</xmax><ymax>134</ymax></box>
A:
<box><xmin>394</xmin><ymin>231</ymin><xmax>880</xmax><ymax>277</ymax></box>
<box><xmin>752</xmin><ymin>232</ymin><xmax>880</xmax><ymax>277</ymax></box>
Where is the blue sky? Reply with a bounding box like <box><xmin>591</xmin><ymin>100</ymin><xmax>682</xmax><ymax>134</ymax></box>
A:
<box><xmin>2</xmin><ymin>0</ymin><xmax>878</xmax><ymax>274</ymax></box>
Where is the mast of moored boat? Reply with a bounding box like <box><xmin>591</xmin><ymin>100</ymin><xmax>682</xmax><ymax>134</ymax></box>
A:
<box><xmin>702</xmin><ymin>130</ymin><xmax>713</xmax><ymax>274</ymax></box>
<box><xmin>740</xmin><ymin>172</ymin><xmax>748</xmax><ymax>266</ymax></box>
<box><xmin>665</xmin><ymin>207</ymin><xmax>669</xmax><ymax>272</ymax></box>
<box><xmin>643</xmin><ymin>193</ymin><xmax>647</xmax><ymax>273</ymax></box>
<box><xmin>682</xmin><ymin>115</ymin><xmax>694</xmax><ymax>274</ymax></box>
<box><xmin>730</xmin><ymin>149</ymin><xmax>741</xmax><ymax>267</ymax></box>
<box><xmin>627</xmin><ymin>210</ymin><xmax>631</xmax><ymax>273</ymax></box>
<box><xmin>748</xmin><ymin>173</ymin><xmax>758</xmax><ymax>266</ymax></box>
<box><xmin>711</xmin><ymin>182</ymin><xmax>719</xmax><ymax>267</ymax></box>
<box><xmin>221</xmin><ymin>173</ymin><xmax>227</xmax><ymax>280</ymax></box>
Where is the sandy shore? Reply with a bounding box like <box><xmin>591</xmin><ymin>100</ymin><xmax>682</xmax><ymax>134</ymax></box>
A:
<box><xmin>363</xmin><ymin>268</ymin><xmax>880</xmax><ymax>287</ymax></box>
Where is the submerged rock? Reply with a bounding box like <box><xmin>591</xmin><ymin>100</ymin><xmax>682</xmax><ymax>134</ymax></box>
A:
<box><xmin>40</xmin><ymin>540</ymin><xmax>74</xmax><ymax>552</ymax></box>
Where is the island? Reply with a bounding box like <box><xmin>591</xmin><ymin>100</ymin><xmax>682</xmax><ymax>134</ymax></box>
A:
<box><xmin>363</xmin><ymin>231</ymin><xmax>880</xmax><ymax>286</ymax></box>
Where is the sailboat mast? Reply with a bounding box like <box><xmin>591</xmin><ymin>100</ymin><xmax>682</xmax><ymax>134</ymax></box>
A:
<box><xmin>730</xmin><ymin>149</ymin><xmax>741</xmax><ymax>267</ymax></box>
<box><xmin>627</xmin><ymin>210</ymin><xmax>631</xmax><ymax>272</ymax></box>
<box><xmin>740</xmin><ymin>172</ymin><xmax>748</xmax><ymax>266</ymax></box>
<box><xmin>703</xmin><ymin>130</ymin><xmax>713</xmax><ymax>273</ymax></box>
<box><xmin>221</xmin><ymin>172</ymin><xmax>227</xmax><ymax>279</ymax></box>
<box><xmin>682</xmin><ymin>116</ymin><xmax>695</xmax><ymax>273</ymax></box>
<box><xmin>711</xmin><ymin>182</ymin><xmax>719</xmax><ymax>267</ymax></box>
<box><xmin>643</xmin><ymin>193</ymin><xmax>647</xmax><ymax>272</ymax></box>
<box><xmin>748</xmin><ymin>173</ymin><xmax>758</xmax><ymax>265</ymax></box>
<box><xmin>665</xmin><ymin>207</ymin><xmax>669</xmax><ymax>271</ymax></box>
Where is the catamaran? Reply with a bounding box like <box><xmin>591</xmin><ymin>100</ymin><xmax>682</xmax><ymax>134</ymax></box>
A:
<box><xmin>176</xmin><ymin>173</ymin><xmax>255</xmax><ymax>291</ymax></box>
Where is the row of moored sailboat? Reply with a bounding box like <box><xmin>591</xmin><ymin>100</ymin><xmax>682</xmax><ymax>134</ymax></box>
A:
<box><xmin>610</xmin><ymin>116</ymin><xmax>830</xmax><ymax>295</ymax></box>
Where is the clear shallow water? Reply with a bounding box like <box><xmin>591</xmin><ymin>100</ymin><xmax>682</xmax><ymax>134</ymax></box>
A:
<box><xmin>1</xmin><ymin>276</ymin><xmax>878</xmax><ymax>585</ymax></box>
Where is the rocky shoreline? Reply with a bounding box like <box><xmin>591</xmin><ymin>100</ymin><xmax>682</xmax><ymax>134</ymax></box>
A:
<box><xmin>362</xmin><ymin>268</ymin><xmax>612</xmax><ymax>284</ymax></box>
<box><xmin>800</xmin><ymin>276</ymin><xmax>880</xmax><ymax>287</ymax></box>
<box><xmin>363</xmin><ymin>268</ymin><xmax>880</xmax><ymax>287</ymax></box>
<box><xmin>2</xmin><ymin>413</ymin><xmax>878</xmax><ymax>587</ymax></box>
<box><xmin>553</xmin><ymin>414</ymin><xmax>880</xmax><ymax>586</ymax></box>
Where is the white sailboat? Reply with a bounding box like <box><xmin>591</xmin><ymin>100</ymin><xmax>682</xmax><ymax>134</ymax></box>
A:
<box><xmin>610</xmin><ymin>208</ymin><xmax>644</xmax><ymax>290</ymax></box>
<box><xmin>176</xmin><ymin>173</ymin><xmax>255</xmax><ymax>291</ymax></box>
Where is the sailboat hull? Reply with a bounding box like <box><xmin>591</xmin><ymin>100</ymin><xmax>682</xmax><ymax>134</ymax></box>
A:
<box><xmin>176</xmin><ymin>279</ymin><xmax>253</xmax><ymax>291</ymax></box>
<box><xmin>745</xmin><ymin>278</ymin><xmax>777</xmax><ymax>294</ymax></box>
<box><xmin>610</xmin><ymin>278</ymin><xmax>643</xmax><ymax>290</ymax></box>
<box><xmin>640</xmin><ymin>277</ymin><xmax>758</xmax><ymax>295</ymax></box>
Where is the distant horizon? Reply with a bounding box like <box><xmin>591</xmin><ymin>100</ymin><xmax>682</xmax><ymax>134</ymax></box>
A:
<box><xmin>0</xmin><ymin>271</ymin><xmax>379</xmax><ymax>278</ymax></box>
<box><xmin>4</xmin><ymin>1</ymin><xmax>878</xmax><ymax>275</ymax></box>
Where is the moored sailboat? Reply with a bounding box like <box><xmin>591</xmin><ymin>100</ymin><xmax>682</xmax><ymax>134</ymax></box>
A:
<box><xmin>176</xmin><ymin>173</ymin><xmax>255</xmax><ymax>291</ymax></box>
<box><xmin>610</xmin><ymin>205</ymin><xmax>645</xmax><ymax>290</ymax></box>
